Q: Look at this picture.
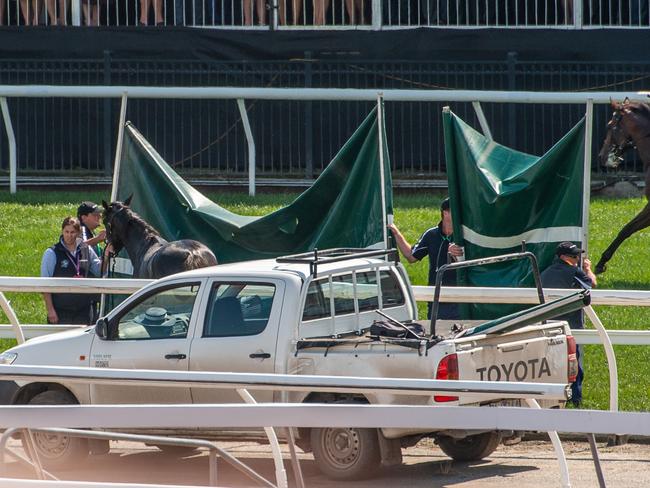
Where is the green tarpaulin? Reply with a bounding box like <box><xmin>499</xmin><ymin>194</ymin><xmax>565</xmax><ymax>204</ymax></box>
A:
<box><xmin>443</xmin><ymin>108</ymin><xmax>586</xmax><ymax>318</ymax></box>
<box><xmin>113</xmin><ymin>106</ymin><xmax>392</xmax><ymax>269</ymax></box>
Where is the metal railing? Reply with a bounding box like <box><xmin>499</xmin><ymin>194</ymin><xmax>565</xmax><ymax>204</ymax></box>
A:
<box><xmin>1</xmin><ymin>276</ymin><xmax>647</xmax><ymax>487</ymax></box>
<box><xmin>0</xmin><ymin>274</ymin><xmax>635</xmax><ymax>410</ymax></box>
<box><xmin>0</xmin><ymin>365</ymin><xmax>647</xmax><ymax>487</ymax></box>
<box><xmin>0</xmin><ymin>365</ymin><xmax>573</xmax><ymax>486</ymax></box>
<box><xmin>2</xmin><ymin>0</ymin><xmax>650</xmax><ymax>27</ymax></box>
<box><xmin>1</xmin><ymin>83</ymin><xmax>649</xmax><ymax>192</ymax></box>
<box><xmin>0</xmin><ymin>427</ymin><xmax>279</xmax><ymax>487</ymax></box>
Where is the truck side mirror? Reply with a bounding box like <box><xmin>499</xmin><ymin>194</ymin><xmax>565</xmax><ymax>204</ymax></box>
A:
<box><xmin>95</xmin><ymin>318</ymin><xmax>109</xmax><ymax>340</ymax></box>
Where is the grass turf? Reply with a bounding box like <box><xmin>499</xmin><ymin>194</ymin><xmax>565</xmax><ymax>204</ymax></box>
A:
<box><xmin>0</xmin><ymin>190</ymin><xmax>649</xmax><ymax>411</ymax></box>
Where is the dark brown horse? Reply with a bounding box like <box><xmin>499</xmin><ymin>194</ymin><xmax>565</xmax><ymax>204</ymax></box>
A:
<box><xmin>102</xmin><ymin>197</ymin><xmax>218</xmax><ymax>279</ymax></box>
<box><xmin>595</xmin><ymin>100</ymin><xmax>650</xmax><ymax>274</ymax></box>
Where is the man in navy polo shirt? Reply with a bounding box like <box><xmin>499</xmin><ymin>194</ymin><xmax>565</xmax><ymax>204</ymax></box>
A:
<box><xmin>541</xmin><ymin>241</ymin><xmax>597</xmax><ymax>407</ymax></box>
<box><xmin>77</xmin><ymin>201</ymin><xmax>106</xmax><ymax>258</ymax></box>
<box><xmin>388</xmin><ymin>197</ymin><xmax>463</xmax><ymax>319</ymax></box>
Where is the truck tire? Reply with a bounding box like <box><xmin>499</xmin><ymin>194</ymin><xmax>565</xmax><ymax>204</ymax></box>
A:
<box><xmin>311</xmin><ymin>421</ymin><xmax>380</xmax><ymax>480</ymax></box>
<box><xmin>27</xmin><ymin>390</ymin><xmax>89</xmax><ymax>469</ymax></box>
<box><xmin>437</xmin><ymin>431</ymin><xmax>501</xmax><ymax>461</ymax></box>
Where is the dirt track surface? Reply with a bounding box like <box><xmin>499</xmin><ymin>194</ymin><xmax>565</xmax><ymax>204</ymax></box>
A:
<box><xmin>4</xmin><ymin>438</ymin><xmax>650</xmax><ymax>487</ymax></box>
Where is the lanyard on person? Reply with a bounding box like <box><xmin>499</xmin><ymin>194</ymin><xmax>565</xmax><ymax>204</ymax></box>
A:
<box><xmin>64</xmin><ymin>247</ymin><xmax>82</xmax><ymax>278</ymax></box>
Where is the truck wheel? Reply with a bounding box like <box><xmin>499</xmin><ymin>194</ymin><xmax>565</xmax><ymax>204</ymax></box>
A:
<box><xmin>27</xmin><ymin>390</ymin><xmax>89</xmax><ymax>469</ymax></box>
<box><xmin>437</xmin><ymin>431</ymin><xmax>501</xmax><ymax>461</ymax></box>
<box><xmin>310</xmin><ymin>425</ymin><xmax>380</xmax><ymax>480</ymax></box>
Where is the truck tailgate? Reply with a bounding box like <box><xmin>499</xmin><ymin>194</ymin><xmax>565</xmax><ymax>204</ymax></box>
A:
<box><xmin>453</xmin><ymin>322</ymin><xmax>570</xmax><ymax>405</ymax></box>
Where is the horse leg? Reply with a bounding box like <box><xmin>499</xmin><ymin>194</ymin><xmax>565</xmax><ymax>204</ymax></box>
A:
<box><xmin>595</xmin><ymin>201</ymin><xmax>650</xmax><ymax>274</ymax></box>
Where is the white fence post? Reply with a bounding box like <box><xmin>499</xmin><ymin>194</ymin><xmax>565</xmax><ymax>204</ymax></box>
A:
<box><xmin>0</xmin><ymin>292</ymin><xmax>24</xmax><ymax>344</ymax></box>
<box><xmin>472</xmin><ymin>101</ymin><xmax>493</xmax><ymax>141</ymax></box>
<box><xmin>584</xmin><ymin>305</ymin><xmax>618</xmax><ymax>411</ymax></box>
<box><xmin>111</xmin><ymin>93</ymin><xmax>129</xmax><ymax>201</ymax></box>
<box><xmin>582</xmin><ymin>99</ymin><xmax>593</xmax><ymax>254</ymax></box>
<box><xmin>237</xmin><ymin>388</ymin><xmax>287</xmax><ymax>488</ymax></box>
<box><xmin>237</xmin><ymin>98</ymin><xmax>256</xmax><ymax>197</ymax></box>
<box><xmin>0</xmin><ymin>97</ymin><xmax>16</xmax><ymax>194</ymax></box>
<box><xmin>371</xmin><ymin>0</ymin><xmax>382</xmax><ymax>30</ymax></box>
<box><xmin>525</xmin><ymin>398</ymin><xmax>571</xmax><ymax>488</ymax></box>
<box><xmin>71</xmin><ymin>0</ymin><xmax>81</xmax><ymax>25</ymax></box>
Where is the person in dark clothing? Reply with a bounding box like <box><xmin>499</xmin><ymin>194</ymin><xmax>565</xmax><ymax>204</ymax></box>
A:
<box><xmin>541</xmin><ymin>241</ymin><xmax>597</xmax><ymax>407</ymax></box>
<box><xmin>77</xmin><ymin>201</ymin><xmax>105</xmax><ymax>258</ymax></box>
<box><xmin>388</xmin><ymin>197</ymin><xmax>463</xmax><ymax>319</ymax></box>
<box><xmin>40</xmin><ymin>216</ymin><xmax>101</xmax><ymax>325</ymax></box>
<box><xmin>77</xmin><ymin>201</ymin><xmax>107</xmax><ymax>317</ymax></box>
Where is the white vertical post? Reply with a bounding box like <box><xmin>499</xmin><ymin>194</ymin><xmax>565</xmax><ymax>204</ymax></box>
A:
<box><xmin>377</xmin><ymin>94</ymin><xmax>389</xmax><ymax>249</ymax></box>
<box><xmin>0</xmin><ymin>98</ymin><xmax>16</xmax><ymax>194</ymax></box>
<box><xmin>371</xmin><ymin>0</ymin><xmax>382</xmax><ymax>30</ymax></box>
<box><xmin>584</xmin><ymin>305</ymin><xmax>618</xmax><ymax>411</ymax></box>
<box><xmin>237</xmin><ymin>99</ymin><xmax>256</xmax><ymax>197</ymax></box>
<box><xmin>236</xmin><ymin>388</ymin><xmax>288</xmax><ymax>488</ymax></box>
<box><xmin>110</xmin><ymin>93</ymin><xmax>129</xmax><ymax>202</ymax></box>
<box><xmin>271</xmin><ymin>0</ymin><xmax>278</xmax><ymax>29</ymax></box>
<box><xmin>524</xmin><ymin>398</ymin><xmax>571</xmax><ymax>488</ymax></box>
<box><xmin>0</xmin><ymin>292</ymin><xmax>24</xmax><ymax>344</ymax></box>
<box><xmin>582</xmin><ymin>99</ymin><xmax>593</xmax><ymax>254</ymax></box>
<box><xmin>573</xmin><ymin>0</ymin><xmax>583</xmax><ymax>29</ymax></box>
<box><xmin>472</xmin><ymin>101</ymin><xmax>493</xmax><ymax>141</ymax></box>
<box><xmin>71</xmin><ymin>0</ymin><xmax>81</xmax><ymax>25</ymax></box>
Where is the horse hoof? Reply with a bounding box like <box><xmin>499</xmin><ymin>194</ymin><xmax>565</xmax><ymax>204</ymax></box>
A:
<box><xmin>595</xmin><ymin>264</ymin><xmax>606</xmax><ymax>274</ymax></box>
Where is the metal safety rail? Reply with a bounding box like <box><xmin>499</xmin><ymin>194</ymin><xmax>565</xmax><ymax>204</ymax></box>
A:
<box><xmin>0</xmin><ymin>273</ymin><xmax>627</xmax><ymax>417</ymax></box>
<box><xmin>6</xmin><ymin>276</ymin><xmax>650</xmax><ymax>343</ymax></box>
<box><xmin>1</xmin><ymin>0</ymin><xmax>647</xmax><ymax>28</ymax></box>
<box><xmin>4</xmin><ymin>275</ymin><xmax>650</xmax><ymax>342</ymax></box>
<box><xmin>1</xmin><ymin>85</ymin><xmax>649</xmax><ymax>196</ymax></box>
<box><xmin>0</xmin><ymin>365</ymin><xmax>571</xmax><ymax>401</ymax></box>
<box><xmin>0</xmin><ymin>365</ymin><xmax>575</xmax><ymax>486</ymax></box>
<box><xmin>0</xmin><ymin>427</ymin><xmax>277</xmax><ymax>488</ymax></box>
<box><xmin>4</xmin><ymin>402</ymin><xmax>650</xmax><ymax>436</ymax></box>
<box><xmin>2</xmin><ymin>63</ymin><xmax>650</xmax><ymax>181</ymax></box>
<box><xmin>4</xmin><ymin>401</ymin><xmax>650</xmax><ymax>488</ymax></box>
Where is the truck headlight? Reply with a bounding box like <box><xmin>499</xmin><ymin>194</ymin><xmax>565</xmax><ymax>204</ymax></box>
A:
<box><xmin>0</xmin><ymin>352</ymin><xmax>17</xmax><ymax>365</ymax></box>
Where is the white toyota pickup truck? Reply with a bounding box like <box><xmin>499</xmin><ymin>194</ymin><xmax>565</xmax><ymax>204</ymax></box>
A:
<box><xmin>0</xmin><ymin>249</ymin><xmax>581</xmax><ymax>480</ymax></box>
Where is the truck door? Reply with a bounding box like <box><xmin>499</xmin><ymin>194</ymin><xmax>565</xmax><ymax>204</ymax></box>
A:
<box><xmin>89</xmin><ymin>281</ymin><xmax>202</xmax><ymax>404</ymax></box>
<box><xmin>189</xmin><ymin>279</ymin><xmax>284</xmax><ymax>404</ymax></box>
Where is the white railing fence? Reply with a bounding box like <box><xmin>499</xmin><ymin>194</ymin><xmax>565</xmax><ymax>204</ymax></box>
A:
<box><xmin>3</xmin><ymin>0</ymin><xmax>649</xmax><ymax>28</ymax></box>
<box><xmin>4</xmin><ymin>276</ymin><xmax>650</xmax><ymax>346</ymax></box>
<box><xmin>5</xmin><ymin>399</ymin><xmax>650</xmax><ymax>435</ymax></box>
<box><xmin>0</xmin><ymin>276</ymin><xmax>645</xmax><ymax>413</ymax></box>
<box><xmin>0</xmin><ymin>365</ymin><xmax>648</xmax><ymax>487</ymax></box>
<box><xmin>0</xmin><ymin>365</ymin><xmax>574</xmax><ymax>487</ymax></box>
<box><xmin>1</xmin><ymin>86</ymin><xmax>650</xmax><ymax>195</ymax></box>
<box><xmin>2</xmin><ymin>278</ymin><xmax>650</xmax><ymax>487</ymax></box>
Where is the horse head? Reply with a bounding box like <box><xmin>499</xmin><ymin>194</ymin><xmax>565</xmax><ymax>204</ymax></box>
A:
<box><xmin>598</xmin><ymin>99</ymin><xmax>638</xmax><ymax>169</ymax></box>
<box><xmin>102</xmin><ymin>195</ymin><xmax>133</xmax><ymax>254</ymax></box>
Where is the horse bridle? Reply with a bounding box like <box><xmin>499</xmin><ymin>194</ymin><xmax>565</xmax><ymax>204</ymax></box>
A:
<box><xmin>103</xmin><ymin>205</ymin><xmax>127</xmax><ymax>253</ymax></box>
<box><xmin>608</xmin><ymin>109</ymin><xmax>636</xmax><ymax>161</ymax></box>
